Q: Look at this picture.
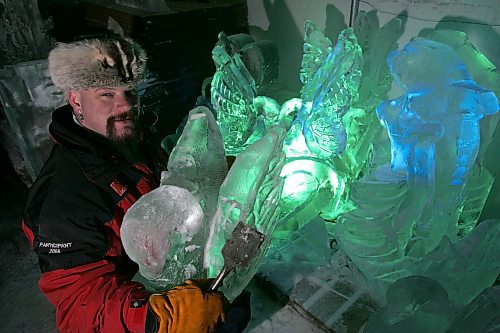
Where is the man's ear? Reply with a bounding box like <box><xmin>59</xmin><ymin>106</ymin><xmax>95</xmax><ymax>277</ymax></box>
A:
<box><xmin>67</xmin><ymin>90</ymin><xmax>82</xmax><ymax>111</ymax></box>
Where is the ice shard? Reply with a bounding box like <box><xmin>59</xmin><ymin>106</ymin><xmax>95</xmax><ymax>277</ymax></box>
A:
<box><xmin>162</xmin><ymin>106</ymin><xmax>228</xmax><ymax>217</ymax></box>
<box><xmin>204</xmin><ymin>126</ymin><xmax>286</xmax><ymax>301</ymax></box>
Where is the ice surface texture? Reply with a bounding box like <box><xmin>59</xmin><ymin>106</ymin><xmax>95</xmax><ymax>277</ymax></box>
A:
<box><xmin>121</xmin><ymin>185</ymin><xmax>205</xmax><ymax>289</ymax></box>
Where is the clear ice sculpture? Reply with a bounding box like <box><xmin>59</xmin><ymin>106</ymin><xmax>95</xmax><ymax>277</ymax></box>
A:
<box><xmin>376</xmin><ymin>37</ymin><xmax>498</xmax><ymax>255</ymax></box>
<box><xmin>210</xmin><ymin>31</ymin><xmax>281</xmax><ymax>155</ymax></box>
<box><xmin>204</xmin><ymin>126</ymin><xmax>286</xmax><ymax>301</ymax></box>
<box><xmin>0</xmin><ymin>60</ymin><xmax>66</xmax><ymax>183</ymax></box>
<box><xmin>334</xmin><ymin>37</ymin><xmax>499</xmax><ymax>301</ymax></box>
<box><xmin>413</xmin><ymin>219</ymin><xmax>500</xmax><ymax>308</ymax></box>
<box><xmin>210</xmin><ymin>22</ymin><xmax>382</xmax><ymax>225</ymax></box>
<box><xmin>290</xmin><ymin>21</ymin><xmax>363</xmax><ymax>160</ymax></box>
<box><xmin>122</xmin><ymin>106</ymin><xmax>227</xmax><ymax>290</ymax></box>
<box><xmin>121</xmin><ymin>185</ymin><xmax>206</xmax><ymax>290</ymax></box>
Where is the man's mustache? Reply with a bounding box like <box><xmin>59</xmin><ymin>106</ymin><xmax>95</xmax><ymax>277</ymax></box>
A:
<box><xmin>109</xmin><ymin>112</ymin><xmax>136</xmax><ymax>122</ymax></box>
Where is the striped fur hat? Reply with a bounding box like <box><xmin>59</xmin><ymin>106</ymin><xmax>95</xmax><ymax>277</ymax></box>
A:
<box><xmin>48</xmin><ymin>37</ymin><xmax>147</xmax><ymax>91</ymax></box>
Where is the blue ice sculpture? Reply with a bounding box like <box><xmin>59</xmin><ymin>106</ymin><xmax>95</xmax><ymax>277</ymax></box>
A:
<box><xmin>376</xmin><ymin>39</ymin><xmax>498</xmax><ymax>186</ymax></box>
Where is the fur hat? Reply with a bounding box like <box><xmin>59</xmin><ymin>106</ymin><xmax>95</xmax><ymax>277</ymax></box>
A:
<box><xmin>48</xmin><ymin>37</ymin><xmax>147</xmax><ymax>91</ymax></box>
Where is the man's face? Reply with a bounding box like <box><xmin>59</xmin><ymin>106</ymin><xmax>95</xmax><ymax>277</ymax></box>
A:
<box><xmin>69</xmin><ymin>87</ymin><xmax>139</xmax><ymax>141</ymax></box>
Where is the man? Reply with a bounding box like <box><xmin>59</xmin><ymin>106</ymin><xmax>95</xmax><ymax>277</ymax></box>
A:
<box><xmin>22</xmin><ymin>37</ymin><xmax>249</xmax><ymax>332</ymax></box>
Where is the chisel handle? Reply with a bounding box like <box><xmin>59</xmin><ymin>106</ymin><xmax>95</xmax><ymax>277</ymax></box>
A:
<box><xmin>209</xmin><ymin>265</ymin><xmax>231</xmax><ymax>291</ymax></box>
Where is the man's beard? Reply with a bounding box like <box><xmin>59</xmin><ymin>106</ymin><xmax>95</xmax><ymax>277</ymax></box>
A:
<box><xmin>106</xmin><ymin>113</ymin><xmax>144</xmax><ymax>163</ymax></box>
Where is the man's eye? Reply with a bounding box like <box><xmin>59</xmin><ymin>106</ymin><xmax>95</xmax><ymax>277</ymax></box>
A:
<box><xmin>101</xmin><ymin>93</ymin><xmax>114</xmax><ymax>97</ymax></box>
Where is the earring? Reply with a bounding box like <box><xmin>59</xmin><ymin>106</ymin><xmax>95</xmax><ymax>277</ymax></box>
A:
<box><xmin>77</xmin><ymin>108</ymin><xmax>84</xmax><ymax>121</ymax></box>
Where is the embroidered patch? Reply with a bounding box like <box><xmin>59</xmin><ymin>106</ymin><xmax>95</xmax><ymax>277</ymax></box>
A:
<box><xmin>110</xmin><ymin>178</ymin><xmax>128</xmax><ymax>196</ymax></box>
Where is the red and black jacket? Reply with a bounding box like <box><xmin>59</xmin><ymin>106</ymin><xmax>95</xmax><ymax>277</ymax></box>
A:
<box><xmin>22</xmin><ymin>105</ymin><xmax>159</xmax><ymax>333</ymax></box>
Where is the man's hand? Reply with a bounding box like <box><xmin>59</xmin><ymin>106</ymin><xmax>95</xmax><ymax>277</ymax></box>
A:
<box><xmin>147</xmin><ymin>279</ymin><xmax>228</xmax><ymax>333</ymax></box>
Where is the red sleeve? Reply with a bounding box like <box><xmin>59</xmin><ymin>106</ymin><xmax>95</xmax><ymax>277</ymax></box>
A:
<box><xmin>39</xmin><ymin>259</ymin><xmax>151</xmax><ymax>333</ymax></box>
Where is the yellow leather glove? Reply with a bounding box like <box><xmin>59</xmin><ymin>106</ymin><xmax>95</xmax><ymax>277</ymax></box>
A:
<box><xmin>148</xmin><ymin>279</ymin><xmax>228</xmax><ymax>333</ymax></box>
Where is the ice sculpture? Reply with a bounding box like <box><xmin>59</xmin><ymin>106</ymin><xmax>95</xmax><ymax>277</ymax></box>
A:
<box><xmin>334</xmin><ymin>37</ymin><xmax>499</xmax><ymax>302</ymax></box>
<box><xmin>0</xmin><ymin>60</ymin><xmax>65</xmax><ymax>182</ymax></box>
<box><xmin>333</xmin><ymin>164</ymin><xmax>422</xmax><ymax>300</ymax></box>
<box><xmin>424</xmin><ymin>30</ymin><xmax>500</xmax><ymax>236</ymax></box>
<box><xmin>279</xmin><ymin>22</ymin><xmax>365</xmax><ymax>225</ymax></box>
<box><xmin>162</xmin><ymin>106</ymin><xmax>228</xmax><ymax>217</ymax></box>
<box><xmin>375</xmin><ymin>38</ymin><xmax>498</xmax><ymax>255</ymax></box>
<box><xmin>210</xmin><ymin>32</ymin><xmax>280</xmax><ymax>155</ymax></box>
<box><xmin>376</xmin><ymin>38</ymin><xmax>498</xmax><ymax>186</ymax></box>
<box><xmin>122</xmin><ymin>106</ymin><xmax>227</xmax><ymax>290</ymax></box>
<box><xmin>204</xmin><ymin>126</ymin><xmax>286</xmax><ymax>301</ymax></box>
<box><xmin>291</xmin><ymin>22</ymin><xmax>363</xmax><ymax>159</ymax></box>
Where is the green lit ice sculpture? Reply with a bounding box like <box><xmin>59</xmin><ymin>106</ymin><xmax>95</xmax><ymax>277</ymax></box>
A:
<box><xmin>280</xmin><ymin>22</ymin><xmax>365</xmax><ymax>225</ymax></box>
<box><xmin>210</xmin><ymin>32</ymin><xmax>282</xmax><ymax>155</ymax></box>
<box><xmin>204</xmin><ymin>126</ymin><xmax>286</xmax><ymax>300</ymax></box>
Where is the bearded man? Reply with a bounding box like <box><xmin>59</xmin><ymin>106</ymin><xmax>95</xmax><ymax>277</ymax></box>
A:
<box><xmin>22</xmin><ymin>36</ymin><xmax>249</xmax><ymax>333</ymax></box>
